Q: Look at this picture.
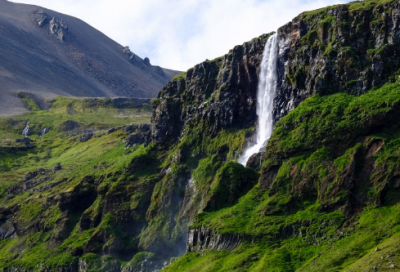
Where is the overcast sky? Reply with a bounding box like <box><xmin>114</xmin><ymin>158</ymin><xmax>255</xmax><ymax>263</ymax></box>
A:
<box><xmin>13</xmin><ymin>0</ymin><xmax>352</xmax><ymax>71</ymax></box>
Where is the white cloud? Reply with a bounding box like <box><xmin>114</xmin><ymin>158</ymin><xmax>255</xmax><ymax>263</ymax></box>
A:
<box><xmin>12</xmin><ymin>0</ymin><xmax>351</xmax><ymax>71</ymax></box>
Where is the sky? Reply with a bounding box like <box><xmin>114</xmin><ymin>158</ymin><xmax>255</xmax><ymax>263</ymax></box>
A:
<box><xmin>13</xmin><ymin>0</ymin><xmax>353</xmax><ymax>71</ymax></box>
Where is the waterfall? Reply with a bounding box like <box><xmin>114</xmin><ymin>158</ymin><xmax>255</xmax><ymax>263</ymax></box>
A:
<box><xmin>239</xmin><ymin>33</ymin><xmax>279</xmax><ymax>166</ymax></box>
<box><xmin>40</xmin><ymin>127</ymin><xmax>48</xmax><ymax>138</ymax></box>
<box><xmin>22</xmin><ymin>121</ymin><xmax>30</xmax><ymax>138</ymax></box>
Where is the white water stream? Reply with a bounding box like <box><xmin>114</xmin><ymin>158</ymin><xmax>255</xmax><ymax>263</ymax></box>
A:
<box><xmin>22</xmin><ymin>121</ymin><xmax>29</xmax><ymax>138</ymax></box>
<box><xmin>239</xmin><ymin>34</ymin><xmax>279</xmax><ymax>166</ymax></box>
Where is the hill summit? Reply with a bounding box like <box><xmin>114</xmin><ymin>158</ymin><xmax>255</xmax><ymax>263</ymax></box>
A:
<box><xmin>0</xmin><ymin>0</ymin><xmax>180</xmax><ymax>116</ymax></box>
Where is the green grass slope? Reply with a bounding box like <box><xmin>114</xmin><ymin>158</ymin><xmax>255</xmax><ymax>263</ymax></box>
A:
<box><xmin>0</xmin><ymin>96</ymin><xmax>154</xmax><ymax>270</ymax></box>
<box><xmin>163</xmin><ymin>81</ymin><xmax>400</xmax><ymax>272</ymax></box>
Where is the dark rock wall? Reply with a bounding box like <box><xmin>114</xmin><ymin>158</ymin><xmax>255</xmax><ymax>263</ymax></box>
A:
<box><xmin>151</xmin><ymin>1</ymin><xmax>400</xmax><ymax>147</ymax></box>
<box><xmin>187</xmin><ymin>227</ymin><xmax>242</xmax><ymax>253</ymax></box>
<box><xmin>274</xmin><ymin>1</ymin><xmax>400</xmax><ymax>121</ymax></box>
<box><xmin>149</xmin><ymin>33</ymin><xmax>272</xmax><ymax>145</ymax></box>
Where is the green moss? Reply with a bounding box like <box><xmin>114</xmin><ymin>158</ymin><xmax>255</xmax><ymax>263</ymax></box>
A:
<box><xmin>205</xmin><ymin>161</ymin><xmax>259</xmax><ymax>211</ymax></box>
<box><xmin>19</xmin><ymin>201</ymin><xmax>43</xmax><ymax>223</ymax></box>
<box><xmin>44</xmin><ymin>252</ymin><xmax>75</xmax><ymax>268</ymax></box>
<box><xmin>333</xmin><ymin>143</ymin><xmax>363</xmax><ymax>173</ymax></box>
<box><xmin>43</xmin><ymin>204</ymin><xmax>62</xmax><ymax>229</ymax></box>
<box><xmin>172</xmin><ymin>72</ymin><xmax>187</xmax><ymax>81</ymax></box>
<box><xmin>18</xmin><ymin>92</ymin><xmax>41</xmax><ymax>111</ymax></box>
<box><xmin>266</xmin><ymin>82</ymin><xmax>400</xmax><ymax>162</ymax></box>
<box><xmin>367</xmin><ymin>44</ymin><xmax>391</xmax><ymax>56</ymax></box>
<box><xmin>151</xmin><ymin>98</ymin><xmax>161</xmax><ymax>109</ymax></box>
<box><xmin>129</xmin><ymin>252</ymin><xmax>154</xmax><ymax>266</ymax></box>
<box><xmin>168</xmin><ymin>204</ymin><xmax>400</xmax><ymax>272</ymax></box>
<box><xmin>58</xmin><ymin>229</ymin><xmax>94</xmax><ymax>253</ymax></box>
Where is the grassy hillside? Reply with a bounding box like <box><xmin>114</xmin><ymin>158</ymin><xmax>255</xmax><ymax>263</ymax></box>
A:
<box><xmin>163</xmin><ymin>81</ymin><xmax>400</xmax><ymax>272</ymax></box>
<box><xmin>0</xmin><ymin>95</ymin><xmax>151</xmax><ymax>206</ymax></box>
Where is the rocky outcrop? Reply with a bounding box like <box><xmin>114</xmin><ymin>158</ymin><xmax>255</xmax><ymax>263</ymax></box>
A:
<box><xmin>33</xmin><ymin>10</ymin><xmax>68</xmax><ymax>41</ymax></box>
<box><xmin>122</xmin><ymin>46</ymin><xmax>168</xmax><ymax>84</ymax></box>
<box><xmin>23</xmin><ymin>171</ymin><xmax>38</xmax><ymax>182</ymax></box>
<box><xmin>149</xmin><ymin>2</ymin><xmax>400</xmax><ymax>141</ymax></box>
<box><xmin>124</xmin><ymin>133</ymin><xmax>146</xmax><ymax>149</ymax></box>
<box><xmin>187</xmin><ymin>227</ymin><xmax>242</xmax><ymax>253</ymax></box>
<box><xmin>8</xmin><ymin>176</ymin><xmax>54</xmax><ymax>195</ymax></box>
<box><xmin>7</xmin><ymin>168</ymin><xmax>51</xmax><ymax>194</ymax></box>
<box><xmin>53</xmin><ymin>163</ymin><xmax>62</xmax><ymax>173</ymax></box>
<box><xmin>187</xmin><ymin>217</ymin><xmax>351</xmax><ymax>254</ymax></box>
<box><xmin>2</xmin><ymin>259</ymin><xmax>165</xmax><ymax>272</ymax></box>
<box><xmin>274</xmin><ymin>1</ymin><xmax>400</xmax><ymax>121</ymax></box>
<box><xmin>0</xmin><ymin>219</ymin><xmax>16</xmax><ymax>240</ymax></box>
<box><xmin>78</xmin><ymin>130</ymin><xmax>94</xmax><ymax>143</ymax></box>
<box><xmin>149</xmin><ymin>33</ymin><xmax>272</xmax><ymax>145</ymax></box>
<box><xmin>246</xmin><ymin>152</ymin><xmax>263</xmax><ymax>171</ymax></box>
<box><xmin>123</xmin><ymin>124</ymin><xmax>151</xmax><ymax>148</ymax></box>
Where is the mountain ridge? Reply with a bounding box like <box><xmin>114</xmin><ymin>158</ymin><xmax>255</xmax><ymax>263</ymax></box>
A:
<box><xmin>0</xmin><ymin>0</ymin><xmax>181</xmax><ymax>117</ymax></box>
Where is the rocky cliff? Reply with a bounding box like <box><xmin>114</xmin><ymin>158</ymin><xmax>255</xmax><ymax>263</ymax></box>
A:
<box><xmin>275</xmin><ymin>0</ymin><xmax>400</xmax><ymax>121</ymax></box>
<box><xmin>149</xmin><ymin>33</ymin><xmax>271</xmax><ymax>145</ymax></box>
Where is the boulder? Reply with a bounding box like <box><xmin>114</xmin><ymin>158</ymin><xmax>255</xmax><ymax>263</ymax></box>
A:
<box><xmin>23</xmin><ymin>171</ymin><xmax>38</xmax><ymax>182</ymax></box>
<box><xmin>124</xmin><ymin>132</ymin><xmax>146</xmax><ymax>149</ymax></box>
<box><xmin>138</xmin><ymin>124</ymin><xmax>151</xmax><ymax>133</ymax></box>
<box><xmin>78</xmin><ymin>130</ymin><xmax>94</xmax><ymax>142</ymax></box>
<box><xmin>107</xmin><ymin>128</ymin><xmax>116</xmax><ymax>135</ymax></box>
<box><xmin>246</xmin><ymin>152</ymin><xmax>264</xmax><ymax>171</ymax></box>
<box><xmin>0</xmin><ymin>220</ymin><xmax>16</xmax><ymax>240</ymax></box>
<box><xmin>53</xmin><ymin>163</ymin><xmax>62</xmax><ymax>173</ymax></box>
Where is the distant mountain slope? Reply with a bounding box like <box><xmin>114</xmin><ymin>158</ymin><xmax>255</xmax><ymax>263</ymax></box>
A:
<box><xmin>0</xmin><ymin>0</ymin><xmax>181</xmax><ymax>116</ymax></box>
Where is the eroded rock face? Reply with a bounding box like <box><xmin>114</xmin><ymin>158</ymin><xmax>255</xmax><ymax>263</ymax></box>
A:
<box><xmin>0</xmin><ymin>220</ymin><xmax>16</xmax><ymax>240</ymax></box>
<box><xmin>78</xmin><ymin>130</ymin><xmax>94</xmax><ymax>143</ymax></box>
<box><xmin>187</xmin><ymin>227</ymin><xmax>242</xmax><ymax>253</ymax></box>
<box><xmin>274</xmin><ymin>2</ymin><xmax>400</xmax><ymax>121</ymax></box>
<box><xmin>23</xmin><ymin>171</ymin><xmax>38</xmax><ymax>182</ymax></box>
<box><xmin>123</xmin><ymin>124</ymin><xmax>151</xmax><ymax>149</ymax></box>
<box><xmin>246</xmin><ymin>152</ymin><xmax>263</xmax><ymax>171</ymax></box>
<box><xmin>122</xmin><ymin>46</ymin><xmax>168</xmax><ymax>83</ymax></box>
<box><xmin>53</xmin><ymin>163</ymin><xmax>62</xmax><ymax>173</ymax></box>
<box><xmin>150</xmin><ymin>2</ymin><xmax>400</xmax><ymax>148</ymax></box>
<box><xmin>149</xmin><ymin>33</ymin><xmax>272</xmax><ymax>145</ymax></box>
<box><xmin>33</xmin><ymin>10</ymin><xmax>68</xmax><ymax>41</ymax></box>
<box><xmin>124</xmin><ymin>132</ymin><xmax>146</xmax><ymax>149</ymax></box>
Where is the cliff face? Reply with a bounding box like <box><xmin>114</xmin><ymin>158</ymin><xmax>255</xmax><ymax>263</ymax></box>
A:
<box><xmin>275</xmin><ymin>1</ymin><xmax>400</xmax><ymax>121</ymax></box>
<box><xmin>160</xmin><ymin>1</ymin><xmax>400</xmax><ymax>271</ymax></box>
<box><xmin>150</xmin><ymin>0</ymin><xmax>400</xmax><ymax>164</ymax></box>
<box><xmin>149</xmin><ymin>33</ymin><xmax>271</xmax><ymax>145</ymax></box>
